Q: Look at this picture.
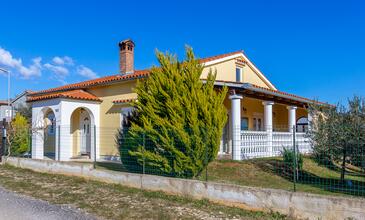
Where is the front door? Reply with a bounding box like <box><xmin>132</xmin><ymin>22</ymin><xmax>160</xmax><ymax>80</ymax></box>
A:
<box><xmin>80</xmin><ymin>116</ymin><xmax>91</xmax><ymax>156</ymax></box>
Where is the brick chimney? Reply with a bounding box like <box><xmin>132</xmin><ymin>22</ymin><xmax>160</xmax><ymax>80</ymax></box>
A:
<box><xmin>119</xmin><ymin>39</ymin><xmax>135</xmax><ymax>75</ymax></box>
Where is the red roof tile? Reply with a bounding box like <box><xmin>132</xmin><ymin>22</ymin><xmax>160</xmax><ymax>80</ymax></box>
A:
<box><xmin>212</xmin><ymin>79</ymin><xmax>331</xmax><ymax>106</ymax></box>
<box><xmin>30</xmin><ymin>70</ymin><xmax>150</xmax><ymax>96</ymax></box>
<box><xmin>0</xmin><ymin>100</ymin><xmax>8</xmax><ymax>105</ymax></box>
<box><xmin>29</xmin><ymin>51</ymin><xmax>244</xmax><ymax>98</ymax></box>
<box><xmin>27</xmin><ymin>90</ymin><xmax>101</xmax><ymax>102</ymax></box>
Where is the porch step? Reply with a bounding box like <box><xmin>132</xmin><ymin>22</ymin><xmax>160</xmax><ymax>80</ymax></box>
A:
<box><xmin>70</xmin><ymin>155</ymin><xmax>90</xmax><ymax>160</ymax></box>
<box><xmin>218</xmin><ymin>154</ymin><xmax>232</xmax><ymax>160</ymax></box>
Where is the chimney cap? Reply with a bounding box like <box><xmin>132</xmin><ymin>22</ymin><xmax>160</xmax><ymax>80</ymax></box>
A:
<box><xmin>119</xmin><ymin>39</ymin><xmax>135</xmax><ymax>48</ymax></box>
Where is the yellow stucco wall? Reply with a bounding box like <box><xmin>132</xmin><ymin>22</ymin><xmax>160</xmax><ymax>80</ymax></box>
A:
<box><xmin>201</xmin><ymin>58</ymin><xmax>272</xmax><ymax>89</ymax></box>
<box><xmin>87</xmin><ymin>81</ymin><xmax>138</xmax><ymax>157</ymax></box>
<box><xmin>71</xmin><ymin>109</ymin><xmax>81</xmax><ymax>156</ymax></box>
<box><xmin>242</xmin><ymin>63</ymin><xmax>272</xmax><ymax>88</ymax></box>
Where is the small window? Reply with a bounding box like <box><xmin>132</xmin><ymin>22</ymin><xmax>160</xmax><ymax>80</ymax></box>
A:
<box><xmin>296</xmin><ymin>117</ymin><xmax>309</xmax><ymax>133</ymax></box>
<box><xmin>236</xmin><ymin>68</ymin><xmax>241</xmax><ymax>82</ymax></box>
<box><xmin>241</xmin><ymin>117</ymin><xmax>248</xmax><ymax>131</ymax></box>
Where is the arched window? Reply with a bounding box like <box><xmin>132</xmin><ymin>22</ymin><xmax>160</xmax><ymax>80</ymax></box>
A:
<box><xmin>296</xmin><ymin>117</ymin><xmax>308</xmax><ymax>133</ymax></box>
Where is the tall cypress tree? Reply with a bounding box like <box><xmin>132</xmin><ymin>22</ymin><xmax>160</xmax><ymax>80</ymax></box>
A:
<box><xmin>119</xmin><ymin>47</ymin><xmax>227</xmax><ymax>178</ymax></box>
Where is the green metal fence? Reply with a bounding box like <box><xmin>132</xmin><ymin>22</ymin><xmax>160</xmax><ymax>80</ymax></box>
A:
<box><xmin>7</xmin><ymin>124</ymin><xmax>365</xmax><ymax>198</ymax></box>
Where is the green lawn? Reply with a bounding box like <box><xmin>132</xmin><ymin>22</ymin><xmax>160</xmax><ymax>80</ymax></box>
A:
<box><xmin>80</xmin><ymin>156</ymin><xmax>365</xmax><ymax>198</ymax></box>
<box><xmin>201</xmin><ymin>157</ymin><xmax>365</xmax><ymax>197</ymax></box>
<box><xmin>0</xmin><ymin>164</ymin><xmax>289</xmax><ymax>220</ymax></box>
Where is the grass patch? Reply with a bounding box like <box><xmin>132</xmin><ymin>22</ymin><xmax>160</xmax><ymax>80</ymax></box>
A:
<box><xmin>200</xmin><ymin>157</ymin><xmax>365</xmax><ymax>197</ymax></box>
<box><xmin>0</xmin><ymin>164</ymin><xmax>289</xmax><ymax>220</ymax></box>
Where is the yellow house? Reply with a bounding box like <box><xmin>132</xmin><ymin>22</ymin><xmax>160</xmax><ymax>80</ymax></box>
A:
<box><xmin>28</xmin><ymin>39</ymin><xmax>323</xmax><ymax>161</ymax></box>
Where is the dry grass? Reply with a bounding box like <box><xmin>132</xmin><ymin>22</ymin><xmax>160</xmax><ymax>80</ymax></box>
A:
<box><xmin>0</xmin><ymin>165</ymin><xmax>289</xmax><ymax>220</ymax></box>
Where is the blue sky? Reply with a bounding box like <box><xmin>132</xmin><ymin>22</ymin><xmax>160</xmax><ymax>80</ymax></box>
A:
<box><xmin>0</xmin><ymin>0</ymin><xmax>364</xmax><ymax>104</ymax></box>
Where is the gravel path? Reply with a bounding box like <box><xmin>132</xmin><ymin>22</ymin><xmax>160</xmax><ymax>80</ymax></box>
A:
<box><xmin>0</xmin><ymin>187</ymin><xmax>98</xmax><ymax>220</ymax></box>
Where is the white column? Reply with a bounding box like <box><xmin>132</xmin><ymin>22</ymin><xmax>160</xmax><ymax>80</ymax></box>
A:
<box><xmin>229</xmin><ymin>94</ymin><xmax>243</xmax><ymax>161</ymax></box>
<box><xmin>287</xmin><ymin>106</ymin><xmax>297</xmax><ymax>132</ymax></box>
<box><xmin>263</xmin><ymin>101</ymin><xmax>274</xmax><ymax>156</ymax></box>
<box><xmin>32</xmin><ymin>129</ymin><xmax>44</xmax><ymax>159</ymax></box>
<box><xmin>31</xmin><ymin>107</ymin><xmax>45</xmax><ymax>160</ymax></box>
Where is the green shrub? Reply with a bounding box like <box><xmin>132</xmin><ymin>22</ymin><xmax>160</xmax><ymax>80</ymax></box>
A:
<box><xmin>118</xmin><ymin>47</ymin><xmax>228</xmax><ymax>178</ymax></box>
<box><xmin>8</xmin><ymin>114</ymin><xmax>30</xmax><ymax>156</ymax></box>
<box><xmin>282</xmin><ymin>148</ymin><xmax>303</xmax><ymax>170</ymax></box>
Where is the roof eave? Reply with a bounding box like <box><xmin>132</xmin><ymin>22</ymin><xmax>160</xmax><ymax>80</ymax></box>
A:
<box><xmin>210</xmin><ymin>80</ymin><xmax>329</xmax><ymax>107</ymax></box>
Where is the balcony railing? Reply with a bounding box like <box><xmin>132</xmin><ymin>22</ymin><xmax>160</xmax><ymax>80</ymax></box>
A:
<box><xmin>240</xmin><ymin>130</ymin><xmax>311</xmax><ymax>159</ymax></box>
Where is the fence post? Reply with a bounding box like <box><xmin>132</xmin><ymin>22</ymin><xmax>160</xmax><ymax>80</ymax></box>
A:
<box><xmin>58</xmin><ymin>125</ymin><xmax>61</xmax><ymax>161</ymax></box>
<box><xmin>142</xmin><ymin>133</ymin><xmax>145</xmax><ymax>175</ymax></box>
<box><xmin>1</xmin><ymin>123</ymin><xmax>6</xmax><ymax>159</ymax></box>
<box><xmin>93</xmin><ymin>125</ymin><xmax>96</xmax><ymax>169</ymax></box>
<box><xmin>205</xmin><ymin>144</ymin><xmax>208</xmax><ymax>182</ymax></box>
<box><xmin>293</xmin><ymin>124</ymin><xmax>297</xmax><ymax>192</ymax></box>
<box><xmin>29</xmin><ymin>129</ymin><xmax>32</xmax><ymax>158</ymax></box>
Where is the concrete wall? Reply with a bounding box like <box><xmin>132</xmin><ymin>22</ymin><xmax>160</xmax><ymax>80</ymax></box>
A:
<box><xmin>4</xmin><ymin>157</ymin><xmax>365</xmax><ymax>220</ymax></box>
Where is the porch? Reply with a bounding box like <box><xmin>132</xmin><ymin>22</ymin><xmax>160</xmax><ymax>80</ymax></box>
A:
<box><xmin>31</xmin><ymin>98</ymin><xmax>101</xmax><ymax>161</ymax></box>
<box><xmin>217</xmin><ymin>82</ymin><xmax>313</xmax><ymax>160</ymax></box>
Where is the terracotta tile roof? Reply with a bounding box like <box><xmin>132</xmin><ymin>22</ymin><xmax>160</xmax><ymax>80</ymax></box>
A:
<box><xmin>248</xmin><ymin>84</ymin><xmax>332</xmax><ymax>106</ymax></box>
<box><xmin>27</xmin><ymin>90</ymin><xmax>101</xmax><ymax>102</ymax></box>
<box><xmin>212</xmin><ymin>79</ymin><xmax>332</xmax><ymax>106</ymax></box>
<box><xmin>198</xmin><ymin>50</ymin><xmax>243</xmax><ymax>64</ymax></box>
<box><xmin>27</xmin><ymin>49</ymin><xmax>329</xmax><ymax>105</ymax></box>
<box><xmin>30</xmin><ymin>70</ymin><xmax>150</xmax><ymax>96</ymax></box>
<box><xmin>250</xmin><ymin>84</ymin><xmax>314</xmax><ymax>102</ymax></box>
<box><xmin>0</xmin><ymin>100</ymin><xmax>8</xmax><ymax>105</ymax></box>
<box><xmin>112</xmin><ymin>98</ymin><xmax>137</xmax><ymax>104</ymax></box>
<box><xmin>29</xmin><ymin>51</ymin><xmax>244</xmax><ymax>97</ymax></box>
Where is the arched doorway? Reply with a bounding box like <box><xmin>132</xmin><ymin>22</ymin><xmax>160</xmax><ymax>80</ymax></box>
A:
<box><xmin>43</xmin><ymin>108</ymin><xmax>56</xmax><ymax>159</ymax></box>
<box><xmin>70</xmin><ymin>107</ymin><xmax>94</xmax><ymax>159</ymax></box>
<box><xmin>296</xmin><ymin>117</ymin><xmax>308</xmax><ymax>133</ymax></box>
<box><xmin>80</xmin><ymin>110</ymin><xmax>91</xmax><ymax>155</ymax></box>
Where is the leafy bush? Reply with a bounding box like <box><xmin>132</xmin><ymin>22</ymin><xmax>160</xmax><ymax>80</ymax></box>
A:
<box><xmin>8</xmin><ymin>114</ymin><xmax>30</xmax><ymax>156</ymax></box>
<box><xmin>282</xmin><ymin>148</ymin><xmax>303</xmax><ymax>171</ymax></box>
<box><xmin>118</xmin><ymin>47</ymin><xmax>228</xmax><ymax>178</ymax></box>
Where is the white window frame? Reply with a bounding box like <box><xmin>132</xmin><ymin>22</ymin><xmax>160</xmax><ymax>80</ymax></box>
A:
<box><xmin>235</xmin><ymin>67</ymin><xmax>242</xmax><ymax>82</ymax></box>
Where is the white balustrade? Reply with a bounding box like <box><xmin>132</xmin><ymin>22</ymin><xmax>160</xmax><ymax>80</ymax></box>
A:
<box><xmin>240</xmin><ymin>130</ymin><xmax>311</xmax><ymax>159</ymax></box>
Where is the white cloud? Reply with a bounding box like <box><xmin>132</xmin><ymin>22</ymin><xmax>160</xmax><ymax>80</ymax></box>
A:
<box><xmin>52</xmin><ymin>56</ymin><xmax>74</xmax><ymax>66</ymax></box>
<box><xmin>77</xmin><ymin>65</ymin><xmax>99</xmax><ymax>79</ymax></box>
<box><xmin>0</xmin><ymin>47</ymin><xmax>21</xmax><ymax>67</ymax></box>
<box><xmin>0</xmin><ymin>47</ymin><xmax>100</xmax><ymax>82</ymax></box>
<box><xmin>0</xmin><ymin>47</ymin><xmax>42</xmax><ymax>78</ymax></box>
<box><xmin>44</xmin><ymin>63</ymin><xmax>69</xmax><ymax>77</ymax></box>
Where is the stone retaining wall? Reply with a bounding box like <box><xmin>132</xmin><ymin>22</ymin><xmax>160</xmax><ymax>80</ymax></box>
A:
<box><xmin>3</xmin><ymin>157</ymin><xmax>365</xmax><ymax>220</ymax></box>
